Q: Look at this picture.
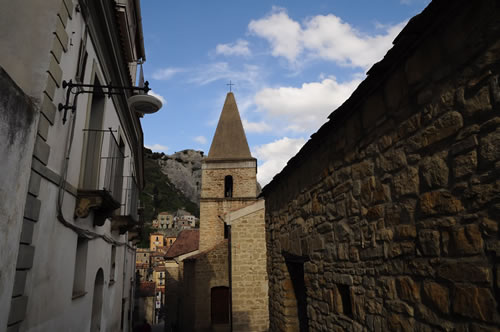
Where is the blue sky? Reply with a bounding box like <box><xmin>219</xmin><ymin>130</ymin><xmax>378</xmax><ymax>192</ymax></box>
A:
<box><xmin>140</xmin><ymin>0</ymin><xmax>431</xmax><ymax>185</ymax></box>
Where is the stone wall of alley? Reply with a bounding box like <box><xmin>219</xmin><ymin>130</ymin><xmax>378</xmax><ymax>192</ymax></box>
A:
<box><xmin>263</xmin><ymin>1</ymin><xmax>500</xmax><ymax>331</ymax></box>
<box><xmin>230</xmin><ymin>200</ymin><xmax>269</xmax><ymax>331</ymax></box>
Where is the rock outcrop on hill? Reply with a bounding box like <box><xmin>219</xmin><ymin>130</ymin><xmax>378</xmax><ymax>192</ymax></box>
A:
<box><xmin>157</xmin><ymin>149</ymin><xmax>203</xmax><ymax>205</ymax></box>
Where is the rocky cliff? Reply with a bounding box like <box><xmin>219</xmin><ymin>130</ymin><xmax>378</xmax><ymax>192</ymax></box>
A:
<box><xmin>157</xmin><ymin>149</ymin><xmax>203</xmax><ymax>205</ymax></box>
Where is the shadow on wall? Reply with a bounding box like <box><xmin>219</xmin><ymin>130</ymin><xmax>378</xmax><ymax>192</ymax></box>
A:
<box><xmin>179</xmin><ymin>241</ymin><xmax>229</xmax><ymax>332</ymax></box>
<box><xmin>232</xmin><ymin>311</ymin><xmax>252</xmax><ymax>332</ymax></box>
<box><xmin>164</xmin><ymin>269</ymin><xmax>180</xmax><ymax>330</ymax></box>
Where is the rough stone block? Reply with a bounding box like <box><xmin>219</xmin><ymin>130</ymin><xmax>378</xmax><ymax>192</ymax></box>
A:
<box><xmin>351</xmin><ymin>160</ymin><xmax>374</xmax><ymax>180</ymax></box>
<box><xmin>398</xmin><ymin>113</ymin><xmax>422</xmax><ymax>139</ymax></box>
<box><xmin>453</xmin><ymin>150</ymin><xmax>477</xmax><ymax>178</ymax></box>
<box><xmin>387</xmin><ymin>301</ymin><xmax>414</xmax><ymax>319</ymax></box>
<box><xmin>420</xmin><ymin>156</ymin><xmax>448</xmax><ymax>189</ymax></box>
<box><xmin>408</xmin><ymin>111</ymin><xmax>463</xmax><ymax>151</ymax></box>
<box><xmin>16</xmin><ymin>244</ymin><xmax>35</xmax><ymax>270</ymax></box>
<box><xmin>437</xmin><ymin>261</ymin><xmax>490</xmax><ymax>283</ymax></box>
<box><xmin>34</xmin><ymin>136</ymin><xmax>50</xmax><ymax>165</ymax></box>
<box><xmin>422</xmin><ymin>282</ymin><xmax>449</xmax><ymax>314</ymax></box>
<box><xmin>453</xmin><ymin>285</ymin><xmax>495</xmax><ymax>322</ymax></box>
<box><xmin>463</xmin><ymin>86</ymin><xmax>492</xmax><ymax>117</ymax></box>
<box><xmin>479</xmin><ymin>128</ymin><xmax>500</xmax><ymax>165</ymax></box>
<box><xmin>377</xmin><ymin>148</ymin><xmax>407</xmax><ymax>173</ymax></box>
<box><xmin>397</xmin><ymin>276</ymin><xmax>420</xmax><ymax>303</ymax></box>
<box><xmin>393</xmin><ymin>167</ymin><xmax>419</xmax><ymax>198</ymax></box>
<box><xmin>7</xmin><ymin>296</ymin><xmax>28</xmax><ymax>325</ymax></box>
<box><xmin>451</xmin><ymin>135</ymin><xmax>478</xmax><ymax>155</ymax></box>
<box><xmin>395</xmin><ymin>225</ymin><xmax>417</xmax><ymax>239</ymax></box>
<box><xmin>418</xmin><ymin>229</ymin><xmax>440</xmax><ymax>256</ymax></box>
<box><xmin>419</xmin><ymin>191</ymin><xmax>463</xmax><ymax>216</ymax></box>
<box><xmin>450</xmin><ymin>224</ymin><xmax>484</xmax><ymax>256</ymax></box>
<box><xmin>24</xmin><ymin>194</ymin><xmax>41</xmax><ymax>221</ymax></box>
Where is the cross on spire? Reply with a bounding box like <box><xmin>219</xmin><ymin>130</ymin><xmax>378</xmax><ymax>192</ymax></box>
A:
<box><xmin>226</xmin><ymin>80</ymin><xmax>235</xmax><ymax>92</ymax></box>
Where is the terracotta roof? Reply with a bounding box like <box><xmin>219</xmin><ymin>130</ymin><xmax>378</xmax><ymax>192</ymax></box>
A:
<box><xmin>165</xmin><ymin>229</ymin><xmax>199</xmax><ymax>258</ymax></box>
<box><xmin>138</xmin><ymin>281</ymin><xmax>155</xmax><ymax>297</ymax></box>
<box><xmin>206</xmin><ymin>92</ymin><xmax>254</xmax><ymax>161</ymax></box>
<box><xmin>261</xmin><ymin>0</ymin><xmax>465</xmax><ymax>195</ymax></box>
<box><xmin>183</xmin><ymin>239</ymin><xmax>227</xmax><ymax>261</ymax></box>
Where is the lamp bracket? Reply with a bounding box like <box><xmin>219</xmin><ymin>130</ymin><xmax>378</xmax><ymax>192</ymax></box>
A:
<box><xmin>58</xmin><ymin>79</ymin><xmax>151</xmax><ymax>124</ymax></box>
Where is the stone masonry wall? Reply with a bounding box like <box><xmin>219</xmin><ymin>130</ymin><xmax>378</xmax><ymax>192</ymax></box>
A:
<box><xmin>201</xmin><ymin>166</ymin><xmax>257</xmax><ymax>199</ymax></box>
<box><xmin>200</xmin><ymin>164</ymin><xmax>257</xmax><ymax>251</ymax></box>
<box><xmin>264</xmin><ymin>1</ymin><xmax>500</xmax><ymax>331</ymax></box>
<box><xmin>230</xmin><ymin>200</ymin><xmax>269</xmax><ymax>331</ymax></box>
<box><xmin>183</xmin><ymin>240</ymin><xmax>229</xmax><ymax>331</ymax></box>
<box><xmin>200</xmin><ymin>200</ymin><xmax>255</xmax><ymax>252</ymax></box>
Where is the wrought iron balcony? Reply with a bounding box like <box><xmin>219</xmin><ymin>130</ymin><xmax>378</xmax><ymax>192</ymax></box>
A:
<box><xmin>74</xmin><ymin>128</ymin><xmax>125</xmax><ymax>226</ymax></box>
<box><xmin>112</xmin><ymin>175</ymin><xmax>141</xmax><ymax>234</ymax></box>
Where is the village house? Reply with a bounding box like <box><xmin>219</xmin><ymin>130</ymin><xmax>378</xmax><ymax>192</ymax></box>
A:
<box><xmin>0</xmin><ymin>0</ymin><xmax>161</xmax><ymax>331</ymax></box>
<box><xmin>163</xmin><ymin>229</ymin><xmax>200</xmax><ymax>330</ymax></box>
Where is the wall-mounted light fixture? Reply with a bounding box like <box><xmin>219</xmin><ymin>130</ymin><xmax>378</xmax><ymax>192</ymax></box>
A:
<box><xmin>58</xmin><ymin>79</ymin><xmax>161</xmax><ymax>124</ymax></box>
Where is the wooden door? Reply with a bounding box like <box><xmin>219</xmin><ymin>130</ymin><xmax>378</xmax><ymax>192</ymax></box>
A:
<box><xmin>211</xmin><ymin>286</ymin><xmax>230</xmax><ymax>324</ymax></box>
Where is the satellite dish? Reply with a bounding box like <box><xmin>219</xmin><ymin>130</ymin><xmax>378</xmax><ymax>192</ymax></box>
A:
<box><xmin>128</xmin><ymin>94</ymin><xmax>162</xmax><ymax>115</ymax></box>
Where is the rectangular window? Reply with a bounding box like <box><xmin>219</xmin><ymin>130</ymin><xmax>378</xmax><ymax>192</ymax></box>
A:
<box><xmin>72</xmin><ymin>236</ymin><xmax>88</xmax><ymax>298</ymax></box>
<box><xmin>338</xmin><ymin>284</ymin><xmax>353</xmax><ymax>318</ymax></box>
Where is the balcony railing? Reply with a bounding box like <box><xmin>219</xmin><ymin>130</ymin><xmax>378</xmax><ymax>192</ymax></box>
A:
<box><xmin>120</xmin><ymin>175</ymin><xmax>139</xmax><ymax>222</ymax></box>
<box><xmin>75</xmin><ymin>128</ymin><xmax>125</xmax><ymax>225</ymax></box>
<box><xmin>80</xmin><ymin>128</ymin><xmax>125</xmax><ymax>200</ymax></box>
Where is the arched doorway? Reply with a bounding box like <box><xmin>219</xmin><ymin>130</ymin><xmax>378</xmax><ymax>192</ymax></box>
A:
<box><xmin>90</xmin><ymin>268</ymin><xmax>104</xmax><ymax>331</ymax></box>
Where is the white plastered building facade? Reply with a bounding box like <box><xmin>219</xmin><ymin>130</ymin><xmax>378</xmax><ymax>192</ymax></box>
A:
<box><xmin>0</xmin><ymin>0</ymin><xmax>153</xmax><ymax>331</ymax></box>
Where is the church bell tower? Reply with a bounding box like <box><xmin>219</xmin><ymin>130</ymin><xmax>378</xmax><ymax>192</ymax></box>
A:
<box><xmin>199</xmin><ymin>92</ymin><xmax>257</xmax><ymax>251</ymax></box>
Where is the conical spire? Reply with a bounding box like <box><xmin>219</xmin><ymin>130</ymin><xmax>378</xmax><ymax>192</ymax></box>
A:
<box><xmin>207</xmin><ymin>92</ymin><xmax>253</xmax><ymax>160</ymax></box>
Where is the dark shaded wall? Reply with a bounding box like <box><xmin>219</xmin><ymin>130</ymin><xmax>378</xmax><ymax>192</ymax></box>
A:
<box><xmin>0</xmin><ymin>67</ymin><xmax>38</xmax><ymax>328</ymax></box>
<box><xmin>263</xmin><ymin>1</ymin><xmax>500</xmax><ymax>331</ymax></box>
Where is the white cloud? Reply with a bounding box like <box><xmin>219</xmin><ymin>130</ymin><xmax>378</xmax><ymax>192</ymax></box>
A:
<box><xmin>148</xmin><ymin>90</ymin><xmax>166</xmax><ymax>106</ymax></box>
<box><xmin>249</xmin><ymin>8</ymin><xmax>302</xmax><ymax>62</ymax></box>
<box><xmin>249</xmin><ymin>8</ymin><xmax>405</xmax><ymax>69</ymax></box>
<box><xmin>145</xmin><ymin>144</ymin><xmax>168</xmax><ymax>152</ymax></box>
<box><xmin>216</xmin><ymin>39</ymin><xmax>251</xmax><ymax>56</ymax></box>
<box><xmin>194</xmin><ymin>136</ymin><xmax>207</xmax><ymax>144</ymax></box>
<box><xmin>152</xmin><ymin>67</ymin><xmax>184</xmax><ymax>80</ymax></box>
<box><xmin>242</xmin><ymin>119</ymin><xmax>272</xmax><ymax>133</ymax></box>
<box><xmin>254</xmin><ymin>77</ymin><xmax>361</xmax><ymax>133</ymax></box>
<box><xmin>253</xmin><ymin>137</ymin><xmax>307</xmax><ymax>186</ymax></box>
<box><xmin>189</xmin><ymin>62</ymin><xmax>261</xmax><ymax>87</ymax></box>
